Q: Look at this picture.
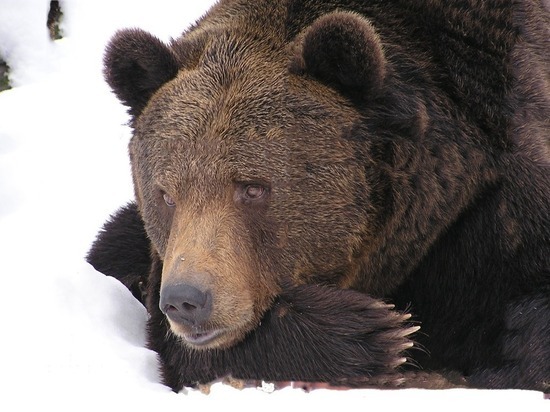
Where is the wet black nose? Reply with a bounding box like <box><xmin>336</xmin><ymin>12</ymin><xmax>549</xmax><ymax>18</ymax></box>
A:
<box><xmin>159</xmin><ymin>284</ymin><xmax>212</xmax><ymax>326</ymax></box>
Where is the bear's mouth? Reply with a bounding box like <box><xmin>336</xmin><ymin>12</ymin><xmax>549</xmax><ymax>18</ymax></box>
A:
<box><xmin>180</xmin><ymin>328</ymin><xmax>226</xmax><ymax>347</ymax></box>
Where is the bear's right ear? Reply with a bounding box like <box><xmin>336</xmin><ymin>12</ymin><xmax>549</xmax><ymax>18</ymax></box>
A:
<box><xmin>104</xmin><ymin>29</ymin><xmax>180</xmax><ymax>117</ymax></box>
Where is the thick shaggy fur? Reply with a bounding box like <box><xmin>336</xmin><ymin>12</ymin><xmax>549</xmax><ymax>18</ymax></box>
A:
<box><xmin>87</xmin><ymin>203</ymin><xmax>150</xmax><ymax>302</ymax></box>
<box><xmin>89</xmin><ymin>0</ymin><xmax>550</xmax><ymax>392</ymax></box>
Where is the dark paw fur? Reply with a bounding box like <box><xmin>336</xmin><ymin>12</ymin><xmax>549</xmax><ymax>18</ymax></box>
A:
<box><xmin>157</xmin><ymin>284</ymin><xmax>417</xmax><ymax>391</ymax></box>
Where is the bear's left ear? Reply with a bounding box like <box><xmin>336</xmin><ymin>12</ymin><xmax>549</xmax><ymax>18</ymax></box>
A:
<box><xmin>104</xmin><ymin>28</ymin><xmax>180</xmax><ymax>117</ymax></box>
<box><xmin>290</xmin><ymin>11</ymin><xmax>387</xmax><ymax>99</ymax></box>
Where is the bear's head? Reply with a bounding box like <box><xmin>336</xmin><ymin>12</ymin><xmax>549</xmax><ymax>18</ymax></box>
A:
<box><xmin>103</xmin><ymin>10</ymin><xmax>470</xmax><ymax>350</ymax></box>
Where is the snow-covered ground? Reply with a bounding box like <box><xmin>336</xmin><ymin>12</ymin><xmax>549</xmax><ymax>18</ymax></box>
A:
<box><xmin>0</xmin><ymin>1</ymin><xmax>547</xmax><ymax>411</ymax></box>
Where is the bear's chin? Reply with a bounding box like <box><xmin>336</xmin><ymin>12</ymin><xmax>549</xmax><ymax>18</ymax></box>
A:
<box><xmin>168</xmin><ymin>320</ymin><xmax>251</xmax><ymax>350</ymax></box>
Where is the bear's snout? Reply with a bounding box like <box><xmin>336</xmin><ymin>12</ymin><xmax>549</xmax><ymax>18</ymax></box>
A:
<box><xmin>157</xmin><ymin>206</ymin><xmax>277</xmax><ymax>349</ymax></box>
<box><xmin>159</xmin><ymin>283</ymin><xmax>212</xmax><ymax>327</ymax></box>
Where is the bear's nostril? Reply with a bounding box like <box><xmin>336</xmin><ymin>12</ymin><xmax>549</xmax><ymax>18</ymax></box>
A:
<box><xmin>182</xmin><ymin>302</ymin><xmax>197</xmax><ymax>311</ymax></box>
<box><xmin>164</xmin><ymin>304</ymin><xmax>178</xmax><ymax>313</ymax></box>
<box><xmin>159</xmin><ymin>283</ymin><xmax>212</xmax><ymax>326</ymax></box>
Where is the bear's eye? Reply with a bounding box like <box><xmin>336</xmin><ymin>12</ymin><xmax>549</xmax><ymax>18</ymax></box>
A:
<box><xmin>244</xmin><ymin>184</ymin><xmax>266</xmax><ymax>200</ymax></box>
<box><xmin>234</xmin><ymin>182</ymin><xmax>270</xmax><ymax>205</ymax></box>
<box><xmin>162</xmin><ymin>192</ymin><xmax>176</xmax><ymax>207</ymax></box>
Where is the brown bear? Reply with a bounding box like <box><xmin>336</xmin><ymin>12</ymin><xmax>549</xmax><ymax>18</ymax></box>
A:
<box><xmin>88</xmin><ymin>0</ymin><xmax>550</xmax><ymax>392</ymax></box>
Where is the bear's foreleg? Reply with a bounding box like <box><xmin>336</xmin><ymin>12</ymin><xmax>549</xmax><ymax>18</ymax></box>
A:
<box><xmin>149</xmin><ymin>278</ymin><xmax>419</xmax><ymax>391</ymax></box>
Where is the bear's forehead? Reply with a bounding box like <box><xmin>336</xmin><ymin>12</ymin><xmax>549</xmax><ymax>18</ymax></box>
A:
<box><xmin>135</xmin><ymin>84</ymin><xmax>287</xmax><ymax>156</ymax></box>
<box><xmin>135</xmin><ymin>85</ymin><xmax>356</xmax><ymax>161</ymax></box>
<box><xmin>136</xmin><ymin>80</ymin><xmax>349</xmax><ymax>152</ymax></box>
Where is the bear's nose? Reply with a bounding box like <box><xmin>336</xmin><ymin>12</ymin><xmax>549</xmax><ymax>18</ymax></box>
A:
<box><xmin>159</xmin><ymin>283</ymin><xmax>212</xmax><ymax>326</ymax></box>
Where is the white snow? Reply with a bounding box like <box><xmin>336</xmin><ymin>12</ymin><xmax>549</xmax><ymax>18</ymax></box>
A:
<box><xmin>0</xmin><ymin>1</ymin><xmax>547</xmax><ymax>411</ymax></box>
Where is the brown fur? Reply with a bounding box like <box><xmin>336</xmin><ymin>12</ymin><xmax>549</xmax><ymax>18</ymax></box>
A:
<box><xmin>92</xmin><ymin>0</ymin><xmax>550</xmax><ymax>392</ymax></box>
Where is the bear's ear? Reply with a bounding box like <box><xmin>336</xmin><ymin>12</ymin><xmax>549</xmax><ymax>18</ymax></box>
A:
<box><xmin>290</xmin><ymin>11</ymin><xmax>387</xmax><ymax>99</ymax></box>
<box><xmin>104</xmin><ymin>29</ymin><xmax>180</xmax><ymax>117</ymax></box>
